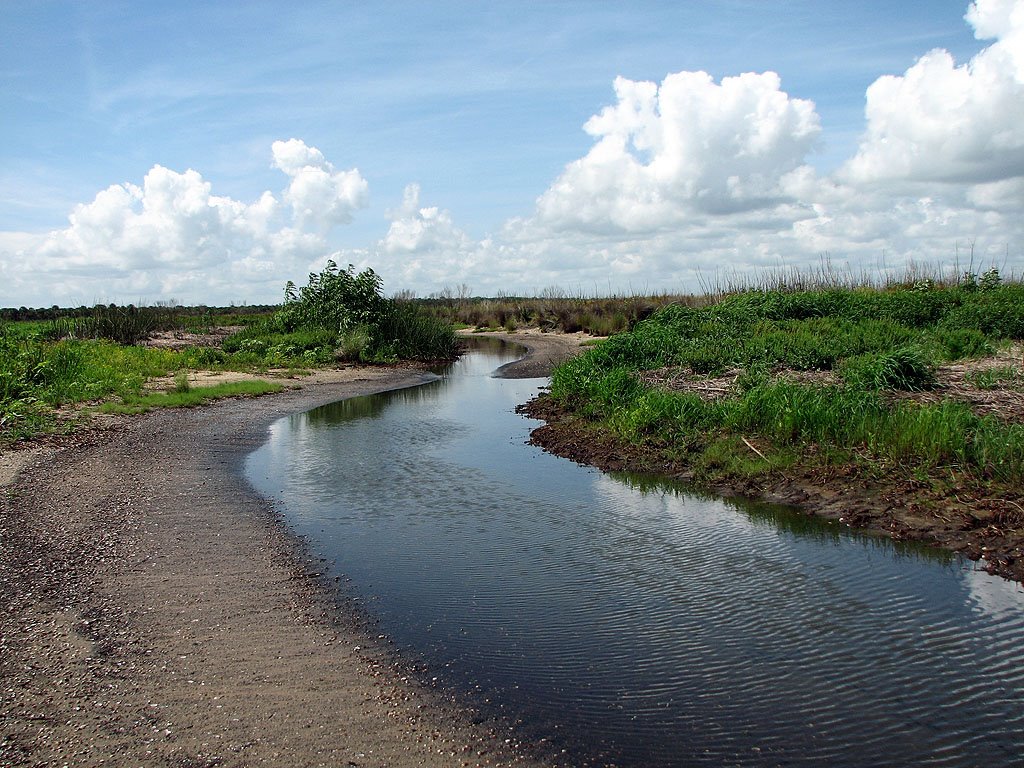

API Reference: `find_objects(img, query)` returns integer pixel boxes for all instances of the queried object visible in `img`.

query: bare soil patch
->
[143,326,243,350]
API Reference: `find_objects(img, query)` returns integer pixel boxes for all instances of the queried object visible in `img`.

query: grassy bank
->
[0,325,285,441]
[0,262,457,443]
[546,278,1024,488]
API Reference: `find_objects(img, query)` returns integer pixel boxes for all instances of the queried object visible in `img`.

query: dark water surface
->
[246,339,1024,767]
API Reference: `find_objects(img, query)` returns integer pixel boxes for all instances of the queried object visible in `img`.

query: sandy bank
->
[0,367,553,767]
[458,329,593,378]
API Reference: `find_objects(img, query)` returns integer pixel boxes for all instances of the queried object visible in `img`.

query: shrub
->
[281,261,387,333]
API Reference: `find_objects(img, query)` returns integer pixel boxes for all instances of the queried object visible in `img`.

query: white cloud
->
[842,0,1024,185]
[536,71,820,233]
[372,183,482,291]
[0,142,368,306]
[271,138,368,229]
[501,1,1024,293]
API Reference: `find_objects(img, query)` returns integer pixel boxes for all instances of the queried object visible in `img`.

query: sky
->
[2,0,1023,307]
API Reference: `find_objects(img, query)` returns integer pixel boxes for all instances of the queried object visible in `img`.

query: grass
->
[98,380,284,415]
[423,293,678,336]
[967,365,1024,390]
[549,278,1024,486]
[0,325,291,441]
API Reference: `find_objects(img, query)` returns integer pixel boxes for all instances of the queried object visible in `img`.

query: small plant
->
[966,366,1024,390]
[979,268,1002,291]
[174,371,192,393]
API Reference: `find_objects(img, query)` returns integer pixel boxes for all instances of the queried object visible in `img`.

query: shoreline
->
[0,366,556,767]
[519,393,1024,584]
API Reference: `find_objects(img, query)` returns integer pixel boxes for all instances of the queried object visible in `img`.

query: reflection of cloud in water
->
[592,470,844,545]
[965,565,1024,622]
[593,470,743,532]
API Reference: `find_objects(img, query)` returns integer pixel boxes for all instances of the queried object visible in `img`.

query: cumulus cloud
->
[372,183,483,290]
[1,141,367,305]
[271,138,368,229]
[536,71,820,233]
[843,0,1024,185]
[509,0,1024,292]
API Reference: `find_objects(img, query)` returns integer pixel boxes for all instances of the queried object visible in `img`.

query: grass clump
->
[840,347,936,391]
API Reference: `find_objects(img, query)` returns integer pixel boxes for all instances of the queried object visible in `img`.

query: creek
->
[246,338,1024,767]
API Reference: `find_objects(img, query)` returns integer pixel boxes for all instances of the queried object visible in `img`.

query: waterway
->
[245,339,1024,767]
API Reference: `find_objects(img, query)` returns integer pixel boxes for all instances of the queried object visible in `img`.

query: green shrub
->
[929,327,993,360]
[281,260,387,333]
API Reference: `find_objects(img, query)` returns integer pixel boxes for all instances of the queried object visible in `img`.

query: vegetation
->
[548,274,1024,485]
[421,291,680,336]
[0,323,279,440]
[99,380,284,415]
[0,262,457,442]
[224,261,458,364]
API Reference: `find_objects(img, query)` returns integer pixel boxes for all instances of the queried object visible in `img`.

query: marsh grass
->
[550,279,1024,484]
[0,325,289,441]
[423,292,679,336]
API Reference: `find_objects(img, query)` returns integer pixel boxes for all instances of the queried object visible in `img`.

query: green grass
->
[549,281,1024,485]
[98,380,284,415]
[967,366,1024,390]
[0,324,294,441]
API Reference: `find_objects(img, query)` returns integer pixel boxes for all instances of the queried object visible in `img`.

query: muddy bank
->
[0,368,550,768]
[520,395,1024,584]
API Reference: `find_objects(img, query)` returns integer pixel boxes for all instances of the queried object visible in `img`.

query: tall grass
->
[422,292,682,336]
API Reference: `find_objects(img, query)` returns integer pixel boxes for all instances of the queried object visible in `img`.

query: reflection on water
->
[247,340,1024,767]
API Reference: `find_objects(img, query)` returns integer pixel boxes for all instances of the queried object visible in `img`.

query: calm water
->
[246,339,1024,767]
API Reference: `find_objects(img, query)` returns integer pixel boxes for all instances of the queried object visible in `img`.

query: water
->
[246,339,1024,767]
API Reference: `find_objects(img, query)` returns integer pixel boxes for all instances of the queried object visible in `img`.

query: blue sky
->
[2,0,1020,305]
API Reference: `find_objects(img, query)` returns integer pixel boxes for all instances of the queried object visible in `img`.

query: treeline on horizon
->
[0,303,277,323]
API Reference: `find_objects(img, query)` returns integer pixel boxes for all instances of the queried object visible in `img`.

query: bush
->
[281,261,387,333]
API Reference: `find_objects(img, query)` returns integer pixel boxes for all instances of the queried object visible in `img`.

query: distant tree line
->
[0,303,279,322]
